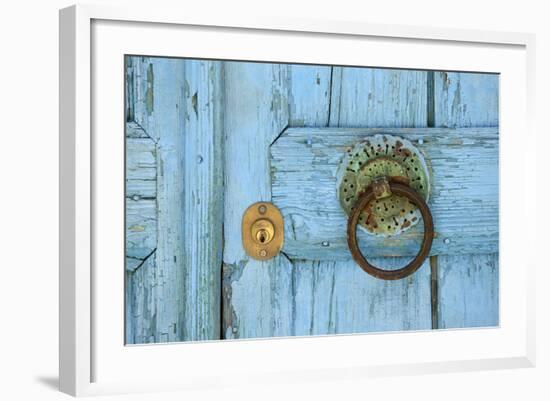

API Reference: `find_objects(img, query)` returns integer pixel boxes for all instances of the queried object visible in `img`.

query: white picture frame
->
[59,4,536,397]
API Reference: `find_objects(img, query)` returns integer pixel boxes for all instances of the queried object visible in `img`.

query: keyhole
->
[251,218,275,245]
[256,229,270,244]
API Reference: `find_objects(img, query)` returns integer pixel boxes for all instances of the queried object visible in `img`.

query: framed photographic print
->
[59,4,536,396]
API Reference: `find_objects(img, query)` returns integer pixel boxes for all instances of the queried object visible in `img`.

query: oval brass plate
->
[242,202,284,261]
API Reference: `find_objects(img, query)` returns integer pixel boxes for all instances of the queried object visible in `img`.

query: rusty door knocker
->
[337,135,435,280]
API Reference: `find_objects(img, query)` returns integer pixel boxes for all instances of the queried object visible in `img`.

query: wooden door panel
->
[125,57,223,343]
[433,72,499,329]
[125,58,499,342]
[223,66,434,338]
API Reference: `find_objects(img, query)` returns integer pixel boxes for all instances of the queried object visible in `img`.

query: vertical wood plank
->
[438,254,499,328]
[124,57,158,341]
[434,72,499,128]
[329,67,428,128]
[126,57,223,343]
[222,62,293,339]
[131,57,186,342]
[288,65,332,127]
[434,71,499,329]
[181,60,224,340]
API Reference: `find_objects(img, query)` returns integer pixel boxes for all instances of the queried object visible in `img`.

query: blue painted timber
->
[125,58,499,342]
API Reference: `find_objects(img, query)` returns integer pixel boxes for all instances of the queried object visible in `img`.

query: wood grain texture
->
[180,60,224,340]
[288,65,332,127]
[434,72,499,128]
[125,57,223,343]
[125,198,156,269]
[271,127,499,259]
[125,121,158,341]
[125,60,500,342]
[222,62,294,339]
[126,122,156,200]
[293,258,431,335]
[437,254,499,328]
[125,123,157,265]
[329,67,427,127]
[125,252,157,343]
[125,57,185,343]
[433,71,499,329]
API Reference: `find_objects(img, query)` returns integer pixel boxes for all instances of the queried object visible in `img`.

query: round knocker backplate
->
[336,134,431,237]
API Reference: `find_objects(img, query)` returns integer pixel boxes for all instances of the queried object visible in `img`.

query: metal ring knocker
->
[347,179,434,280]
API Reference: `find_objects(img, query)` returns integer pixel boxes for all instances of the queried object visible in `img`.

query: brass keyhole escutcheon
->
[242,202,284,260]
[251,219,275,245]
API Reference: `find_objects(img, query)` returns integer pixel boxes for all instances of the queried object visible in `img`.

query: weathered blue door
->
[125,57,498,344]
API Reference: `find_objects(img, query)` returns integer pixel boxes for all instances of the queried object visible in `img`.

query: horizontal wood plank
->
[125,122,157,263]
[271,127,498,259]
[126,126,156,199]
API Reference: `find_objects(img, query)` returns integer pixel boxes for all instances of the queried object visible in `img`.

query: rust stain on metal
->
[347,179,434,280]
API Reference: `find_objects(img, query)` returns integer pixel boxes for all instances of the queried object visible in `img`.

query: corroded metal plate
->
[336,135,431,237]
